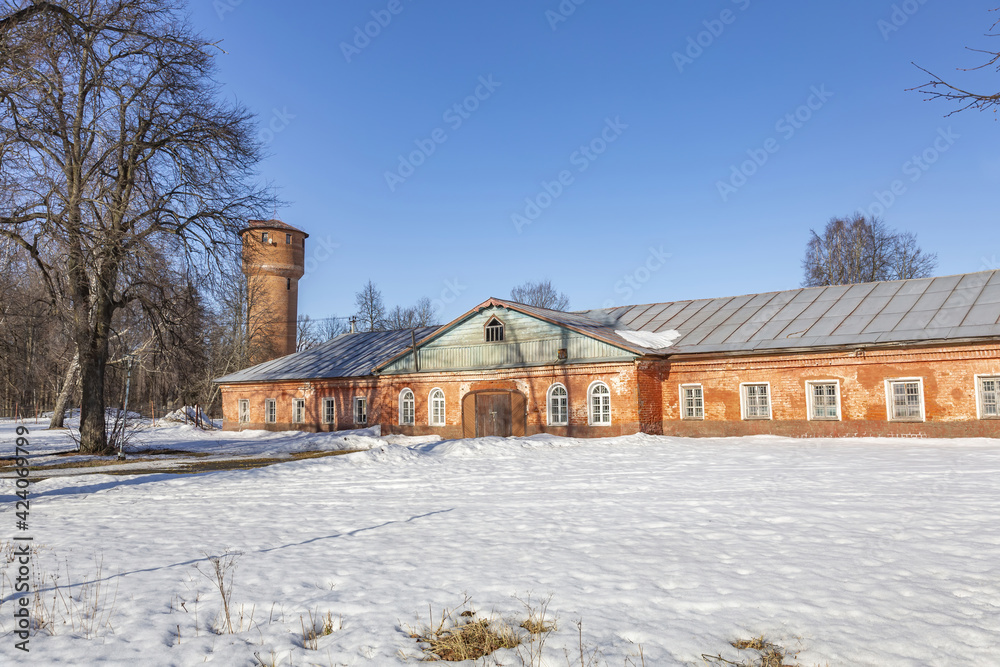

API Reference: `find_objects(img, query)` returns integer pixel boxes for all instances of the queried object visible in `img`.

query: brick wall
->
[221,362,643,437]
[661,342,1000,438]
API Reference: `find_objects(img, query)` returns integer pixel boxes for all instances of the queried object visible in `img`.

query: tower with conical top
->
[239,219,308,364]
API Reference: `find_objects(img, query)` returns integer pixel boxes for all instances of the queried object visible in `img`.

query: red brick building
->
[217,271,1000,439]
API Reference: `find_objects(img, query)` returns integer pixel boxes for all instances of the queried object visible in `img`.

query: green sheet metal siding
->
[381,307,636,374]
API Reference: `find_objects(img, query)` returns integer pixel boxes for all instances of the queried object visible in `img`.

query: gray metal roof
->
[576,271,1000,354]
[215,327,439,384]
[217,272,1000,385]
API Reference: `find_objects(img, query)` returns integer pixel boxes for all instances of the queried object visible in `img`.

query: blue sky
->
[191,0,1000,323]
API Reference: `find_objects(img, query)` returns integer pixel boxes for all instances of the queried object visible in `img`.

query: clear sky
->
[189,0,1000,323]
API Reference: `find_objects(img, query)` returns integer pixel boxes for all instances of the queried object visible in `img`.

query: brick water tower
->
[240,219,308,363]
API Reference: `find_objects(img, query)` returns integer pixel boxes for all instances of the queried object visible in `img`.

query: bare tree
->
[0,1,273,452]
[913,8,1000,115]
[354,280,386,332]
[296,315,320,351]
[383,298,437,330]
[802,214,937,287]
[318,316,349,341]
[510,280,570,311]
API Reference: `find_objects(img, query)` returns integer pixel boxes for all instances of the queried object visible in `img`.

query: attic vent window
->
[485,317,504,342]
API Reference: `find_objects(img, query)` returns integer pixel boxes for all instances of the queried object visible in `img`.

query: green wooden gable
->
[379,305,637,375]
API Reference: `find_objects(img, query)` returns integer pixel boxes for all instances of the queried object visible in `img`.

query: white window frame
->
[740,382,772,420]
[588,381,612,426]
[264,398,276,424]
[805,380,841,421]
[429,388,446,426]
[547,383,568,426]
[354,397,367,425]
[884,377,925,422]
[399,388,415,426]
[679,383,704,420]
[974,374,1000,420]
[238,399,250,424]
[292,398,305,424]
[322,398,336,425]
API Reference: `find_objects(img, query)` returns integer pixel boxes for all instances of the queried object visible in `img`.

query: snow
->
[616,328,681,349]
[1,419,999,665]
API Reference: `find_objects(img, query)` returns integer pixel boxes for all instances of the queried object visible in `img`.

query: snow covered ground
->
[1,420,999,665]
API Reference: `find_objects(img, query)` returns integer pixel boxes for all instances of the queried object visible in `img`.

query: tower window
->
[286,278,291,291]
[485,317,504,342]
[286,233,291,244]
[261,232,268,243]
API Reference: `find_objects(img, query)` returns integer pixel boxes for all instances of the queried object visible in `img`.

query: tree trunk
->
[48,352,79,429]
[78,331,111,454]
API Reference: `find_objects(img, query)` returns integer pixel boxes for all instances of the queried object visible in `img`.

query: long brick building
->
[217,270,1000,438]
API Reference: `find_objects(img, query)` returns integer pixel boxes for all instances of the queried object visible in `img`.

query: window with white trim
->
[429,389,446,426]
[400,389,415,425]
[238,399,250,424]
[264,399,276,424]
[589,382,611,425]
[323,398,336,425]
[485,317,504,343]
[741,383,771,420]
[354,397,367,424]
[547,384,568,426]
[887,379,923,421]
[292,398,305,424]
[979,376,1000,419]
[680,384,704,420]
[806,381,840,420]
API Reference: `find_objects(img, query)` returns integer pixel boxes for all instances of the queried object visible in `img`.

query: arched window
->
[589,382,611,425]
[485,317,504,342]
[429,388,446,426]
[547,384,568,426]
[399,389,415,426]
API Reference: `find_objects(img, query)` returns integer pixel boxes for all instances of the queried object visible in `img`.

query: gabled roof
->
[238,219,310,238]
[372,297,657,373]
[576,270,1000,355]
[215,327,439,384]
[216,271,1000,385]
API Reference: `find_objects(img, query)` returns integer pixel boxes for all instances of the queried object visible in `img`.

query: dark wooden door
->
[475,393,512,437]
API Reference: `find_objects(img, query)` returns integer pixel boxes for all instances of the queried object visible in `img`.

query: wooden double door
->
[462,390,527,438]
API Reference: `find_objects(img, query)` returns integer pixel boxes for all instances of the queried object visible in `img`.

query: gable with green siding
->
[380,306,637,375]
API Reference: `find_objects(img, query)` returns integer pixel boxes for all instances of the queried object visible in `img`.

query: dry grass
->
[301,609,340,649]
[702,636,800,667]
[407,601,522,662]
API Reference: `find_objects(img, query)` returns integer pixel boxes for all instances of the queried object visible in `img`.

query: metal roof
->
[216,272,1000,385]
[238,219,310,237]
[215,327,439,384]
[575,271,1000,354]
